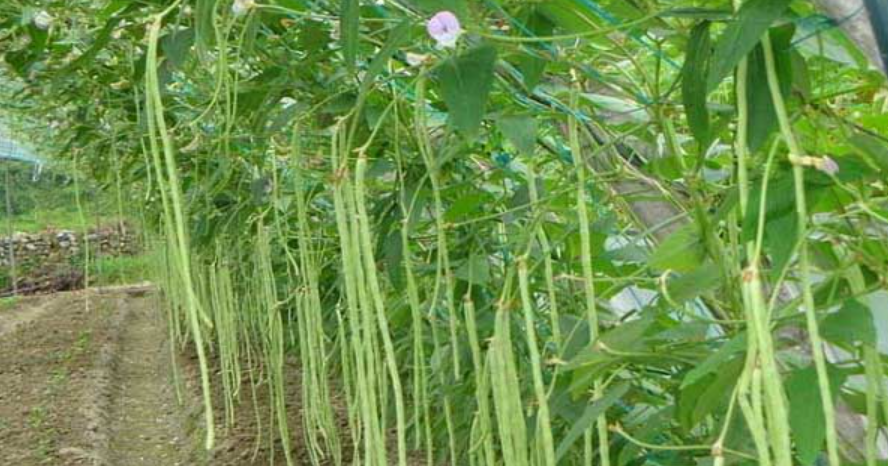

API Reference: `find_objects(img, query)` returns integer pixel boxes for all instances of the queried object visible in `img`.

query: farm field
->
[0,287,326,465]
[3,0,888,465]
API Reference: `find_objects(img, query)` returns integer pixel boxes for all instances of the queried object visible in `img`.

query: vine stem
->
[762,31,841,466]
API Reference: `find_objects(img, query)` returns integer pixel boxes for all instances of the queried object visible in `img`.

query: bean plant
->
[3,0,888,465]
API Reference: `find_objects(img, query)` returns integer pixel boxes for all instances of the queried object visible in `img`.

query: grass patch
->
[87,254,152,286]
[6,207,121,234]
[0,296,19,312]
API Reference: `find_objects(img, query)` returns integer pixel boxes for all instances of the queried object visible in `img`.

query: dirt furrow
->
[0,294,57,338]
[106,295,191,466]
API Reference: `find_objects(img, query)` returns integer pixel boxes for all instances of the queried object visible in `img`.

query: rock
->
[58,446,91,460]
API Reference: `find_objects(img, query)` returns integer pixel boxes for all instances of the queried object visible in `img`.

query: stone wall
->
[0,226,138,268]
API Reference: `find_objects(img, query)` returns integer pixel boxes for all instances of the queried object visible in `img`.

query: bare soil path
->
[0,294,57,338]
[0,288,196,466]
[0,286,351,466]
[107,294,190,466]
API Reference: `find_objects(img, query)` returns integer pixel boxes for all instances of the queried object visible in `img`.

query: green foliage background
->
[3,0,888,465]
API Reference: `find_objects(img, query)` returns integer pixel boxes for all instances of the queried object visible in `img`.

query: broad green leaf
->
[745,24,794,152]
[272,0,309,9]
[445,191,491,222]
[454,254,491,285]
[678,357,742,431]
[665,262,724,304]
[515,9,553,89]
[412,0,469,17]
[555,381,630,461]
[821,299,877,346]
[341,0,360,70]
[558,315,591,362]
[649,224,706,273]
[786,365,846,465]
[567,315,657,370]
[682,21,712,146]
[848,133,888,173]
[437,45,498,140]
[497,115,538,156]
[600,315,656,352]
[706,0,792,91]
[791,50,812,99]
[537,0,602,34]
[765,213,798,279]
[659,8,732,20]
[568,354,616,397]
[517,52,548,90]
[616,407,675,465]
[743,170,796,242]
[298,19,333,56]
[161,28,195,72]
[681,333,746,388]
[809,240,841,271]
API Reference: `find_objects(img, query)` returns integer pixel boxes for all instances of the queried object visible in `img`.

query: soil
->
[0,290,122,465]
[106,295,190,465]
[0,286,355,466]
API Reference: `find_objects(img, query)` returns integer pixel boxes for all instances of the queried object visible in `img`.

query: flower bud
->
[33,11,54,30]
[232,0,255,18]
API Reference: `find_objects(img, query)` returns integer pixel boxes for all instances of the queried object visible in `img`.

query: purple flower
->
[817,156,840,176]
[427,11,462,49]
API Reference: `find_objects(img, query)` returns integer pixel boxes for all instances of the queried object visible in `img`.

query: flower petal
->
[427,11,462,48]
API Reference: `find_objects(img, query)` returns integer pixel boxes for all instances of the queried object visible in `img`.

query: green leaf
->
[665,262,725,304]
[515,10,553,89]
[600,315,656,352]
[786,365,846,465]
[649,224,706,273]
[678,357,742,431]
[437,45,498,141]
[766,213,798,278]
[745,24,795,152]
[161,28,195,72]
[706,0,792,91]
[497,115,538,156]
[445,191,491,222]
[454,254,491,285]
[567,315,657,371]
[681,333,746,388]
[682,21,712,146]
[517,52,548,90]
[659,8,732,20]
[848,133,888,173]
[412,0,469,17]
[341,0,360,70]
[743,170,796,242]
[555,382,630,461]
[821,299,877,346]
[298,19,331,56]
